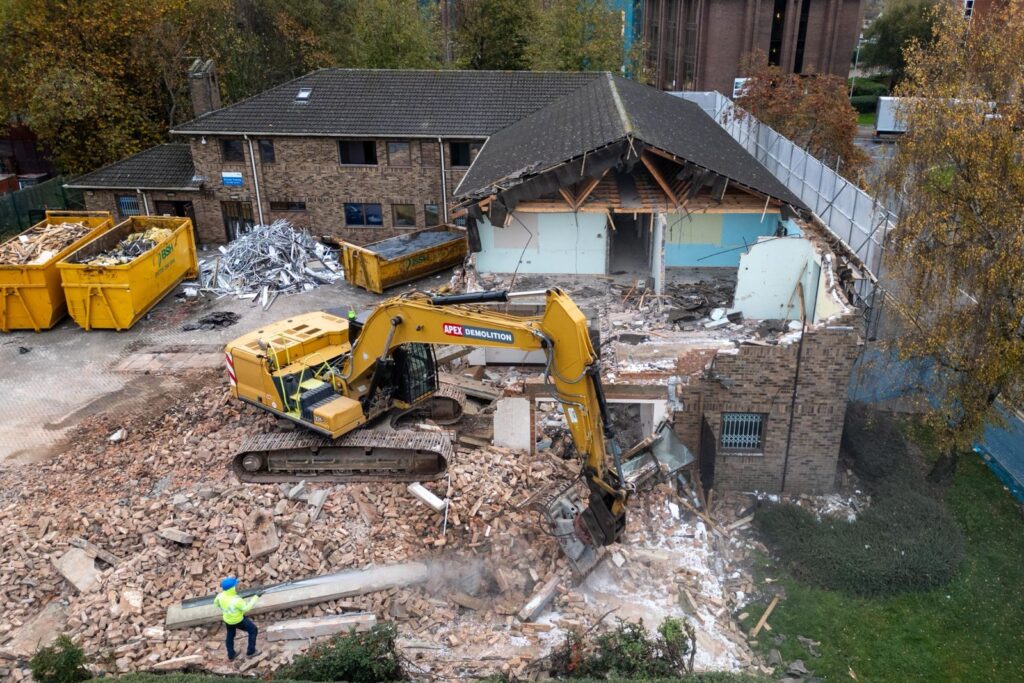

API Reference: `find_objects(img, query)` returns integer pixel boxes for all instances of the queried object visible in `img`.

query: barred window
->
[721,412,766,452]
[116,194,141,219]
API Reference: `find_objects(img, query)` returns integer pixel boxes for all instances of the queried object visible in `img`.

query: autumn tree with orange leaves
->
[884,1,1024,479]
[734,51,869,180]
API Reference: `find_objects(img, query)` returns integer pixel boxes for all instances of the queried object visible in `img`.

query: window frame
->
[116,193,142,219]
[220,139,245,163]
[448,140,482,168]
[392,203,416,227]
[387,141,412,167]
[719,412,767,454]
[258,139,275,163]
[344,202,384,227]
[424,203,439,226]
[269,200,306,212]
[338,140,378,166]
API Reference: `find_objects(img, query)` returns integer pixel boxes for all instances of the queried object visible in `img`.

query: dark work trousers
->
[224,616,258,659]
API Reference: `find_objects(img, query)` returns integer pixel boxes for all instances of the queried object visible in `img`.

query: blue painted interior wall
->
[476,213,607,274]
[664,211,783,267]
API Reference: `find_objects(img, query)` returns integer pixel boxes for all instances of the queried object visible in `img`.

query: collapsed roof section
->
[453,74,807,226]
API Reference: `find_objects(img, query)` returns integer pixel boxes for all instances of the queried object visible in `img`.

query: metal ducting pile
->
[0,221,92,265]
[192,220,341,310]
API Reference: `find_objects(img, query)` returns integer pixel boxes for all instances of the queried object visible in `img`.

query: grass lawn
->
[743,447,1024,680]
[857,111,877,126]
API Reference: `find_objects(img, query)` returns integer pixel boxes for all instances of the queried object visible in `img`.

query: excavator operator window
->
[393,344,437,404]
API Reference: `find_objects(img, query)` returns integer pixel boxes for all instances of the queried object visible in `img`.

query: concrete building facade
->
[641,0,865,94]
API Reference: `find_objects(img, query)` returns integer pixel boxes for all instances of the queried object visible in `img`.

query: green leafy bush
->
[756,405,965,597]
[273,623,403,682]
[551,618,695,679]
[30,635,89,683]
[850,94,879,114]
[849,77,889,97]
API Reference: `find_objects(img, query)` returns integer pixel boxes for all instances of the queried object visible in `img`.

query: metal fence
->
[0,176,85,239]
[675,91,896,288]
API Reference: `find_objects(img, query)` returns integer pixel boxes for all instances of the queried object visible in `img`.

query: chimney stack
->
[188,59,221,118]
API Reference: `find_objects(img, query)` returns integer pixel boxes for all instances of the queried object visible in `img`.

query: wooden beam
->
[558,187,577,210]
[575,169,609,209]
[751,595,779,636]
[641,151,680,210]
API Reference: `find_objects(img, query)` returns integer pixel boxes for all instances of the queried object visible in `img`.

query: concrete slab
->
[245,510,280,560]
[0,601,67,657]
[157,527,195,545]
[266,612,377,641]
[52,548,101,593]
[165,562,430,629]
[493,397,532,451]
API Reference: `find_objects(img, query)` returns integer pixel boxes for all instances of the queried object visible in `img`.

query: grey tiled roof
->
[171,69,602,137]
[454,74,806,210]
[65,144,198,190]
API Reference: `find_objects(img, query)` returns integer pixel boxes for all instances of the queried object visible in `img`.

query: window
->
[393,204,416,227]
[269,200,306,211]
[424,203,439,226]
[295,87,312,102]
[720,412,766,453]
[339,140,378,165]
[258,139,275,163]
[449,141,482,168]
[344,202,383,226]
[767,0,787,66]
[387,141,411,166]
[964,0,974,17]
[221,139,245,162]
[116,194,141,219]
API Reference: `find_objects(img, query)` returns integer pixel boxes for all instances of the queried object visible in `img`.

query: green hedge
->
[850,94,879,114]
[849,77,889,97]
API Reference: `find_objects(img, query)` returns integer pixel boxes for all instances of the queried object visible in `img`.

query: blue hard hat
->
[221,577,238,590]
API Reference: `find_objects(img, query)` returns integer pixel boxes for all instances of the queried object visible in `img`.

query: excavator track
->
[389,383,466,429]
[232,429,454,484]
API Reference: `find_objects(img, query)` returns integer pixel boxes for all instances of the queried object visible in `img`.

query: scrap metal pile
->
[0,221,92,265]
[192,220,341,309]
[76,227,172,266]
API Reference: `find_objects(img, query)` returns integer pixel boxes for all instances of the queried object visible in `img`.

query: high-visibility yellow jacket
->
[213,588,257,625]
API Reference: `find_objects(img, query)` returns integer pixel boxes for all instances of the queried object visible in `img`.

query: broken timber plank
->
[150,654,204,671]
[266,612,377,641]
[69,537,123,566]
[517,576,560,622]
[750,595,779,637]
[439,372,502,401]
[726,514,756,531]
[164,562,429,629]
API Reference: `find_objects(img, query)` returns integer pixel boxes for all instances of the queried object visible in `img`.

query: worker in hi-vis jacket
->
[213,577,259,660]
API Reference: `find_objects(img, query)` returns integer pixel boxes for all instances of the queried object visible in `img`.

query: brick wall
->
[670,318,861,494]
[84,189,197,222]
[185,135,472,245]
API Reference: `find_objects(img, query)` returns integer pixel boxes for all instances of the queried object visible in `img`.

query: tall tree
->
[882,1,1024,478]
[860,0,939,87]
[735,51,869,179]
[454,0,536,70]
[528,0,632,72]
[349,0,442,69]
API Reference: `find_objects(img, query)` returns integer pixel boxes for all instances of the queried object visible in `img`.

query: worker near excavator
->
[214,577,259,660]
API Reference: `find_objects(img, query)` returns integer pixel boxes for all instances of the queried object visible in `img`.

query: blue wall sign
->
[222,171,244,187]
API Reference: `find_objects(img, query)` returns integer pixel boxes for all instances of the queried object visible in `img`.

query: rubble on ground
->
[0,370,779,680]
[189,220,341,309]
[74,227,172,266]
[0,221,92,265]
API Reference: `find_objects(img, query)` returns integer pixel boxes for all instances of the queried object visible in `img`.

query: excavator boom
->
[226,288,646,575]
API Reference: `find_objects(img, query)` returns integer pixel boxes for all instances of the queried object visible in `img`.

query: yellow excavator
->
[224,288,690,574]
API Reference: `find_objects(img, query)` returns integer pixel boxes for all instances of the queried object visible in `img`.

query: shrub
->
[30,635,89,683]
[850,94,879,114]
[849,77,889,97]
[552,617,695,679]
[841,403,915,489]
[273,623,403,682]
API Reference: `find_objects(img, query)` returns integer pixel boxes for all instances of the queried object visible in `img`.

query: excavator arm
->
[333,288,629,551]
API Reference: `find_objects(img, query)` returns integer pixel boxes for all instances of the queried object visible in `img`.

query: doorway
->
[221,201,254,240]
[608,213,651,274]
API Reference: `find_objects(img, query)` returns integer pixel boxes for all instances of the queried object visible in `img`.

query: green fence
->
[0,176,85,240]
